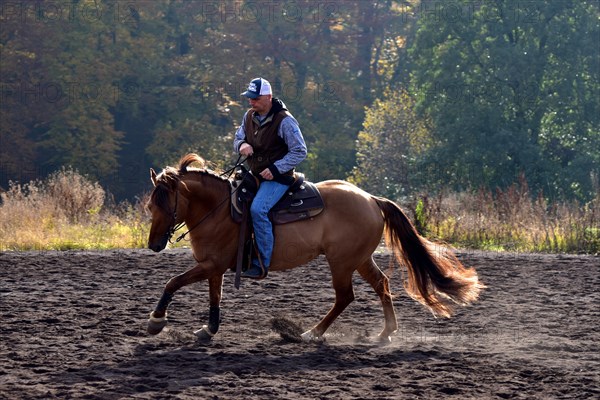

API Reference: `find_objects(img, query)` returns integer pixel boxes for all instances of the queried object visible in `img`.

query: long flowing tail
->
[372,196,485,318]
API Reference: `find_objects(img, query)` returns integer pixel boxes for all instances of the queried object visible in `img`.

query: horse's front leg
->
[194,274,223,340]
[147,261,220,336]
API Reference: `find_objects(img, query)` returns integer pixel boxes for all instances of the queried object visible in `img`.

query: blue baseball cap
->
[242,78,272,99]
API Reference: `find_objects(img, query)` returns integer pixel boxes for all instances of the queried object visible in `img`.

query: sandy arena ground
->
[1,249,598,399]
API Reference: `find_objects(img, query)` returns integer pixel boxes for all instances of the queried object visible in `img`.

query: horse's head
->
[147,167,189,252]
[147,153,231,252]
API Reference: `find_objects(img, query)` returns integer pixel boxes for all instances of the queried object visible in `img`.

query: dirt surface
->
[1,249,598,399]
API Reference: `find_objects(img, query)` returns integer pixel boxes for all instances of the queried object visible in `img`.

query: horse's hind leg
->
[301,264,355,342]
[357,257,398,340]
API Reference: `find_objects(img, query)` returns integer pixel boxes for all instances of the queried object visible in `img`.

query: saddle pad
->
[269,181,324,225]
[230,175,324,225]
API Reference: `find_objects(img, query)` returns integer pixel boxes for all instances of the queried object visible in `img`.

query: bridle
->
[162,156,248,244]
[164,186,184,244]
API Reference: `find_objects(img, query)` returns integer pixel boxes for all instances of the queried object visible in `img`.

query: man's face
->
[248,94,272,115]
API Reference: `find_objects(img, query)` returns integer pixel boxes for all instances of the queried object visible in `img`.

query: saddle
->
[230,167,324,288]
[231,168,324,225]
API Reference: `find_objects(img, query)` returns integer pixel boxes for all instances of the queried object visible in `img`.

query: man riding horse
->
[146,82,484,342]
[233,77,308,280]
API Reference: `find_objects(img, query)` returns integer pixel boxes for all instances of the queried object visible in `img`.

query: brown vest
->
[244,108,293,176]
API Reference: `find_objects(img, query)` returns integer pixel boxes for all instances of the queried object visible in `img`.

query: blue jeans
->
[250,180,290,268]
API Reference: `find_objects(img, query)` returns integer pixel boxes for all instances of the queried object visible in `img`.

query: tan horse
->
[146,154,484,342]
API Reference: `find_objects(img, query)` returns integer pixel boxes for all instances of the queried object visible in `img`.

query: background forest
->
[2,0,598,201]
[1,0,599,254]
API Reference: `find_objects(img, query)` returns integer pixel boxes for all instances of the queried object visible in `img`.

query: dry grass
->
[0,168,149,251]
[2,170,598,253]
[407,176,600,254]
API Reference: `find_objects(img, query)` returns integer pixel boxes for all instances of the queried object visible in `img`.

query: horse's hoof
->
[194,325,215,341]
[378,329,396,344]
[378,335,392,344]
[147,312,168,335]
[301,330,324,343]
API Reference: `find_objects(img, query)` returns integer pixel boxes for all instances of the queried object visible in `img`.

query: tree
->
[350,88,431,199]
[410,0,599,200]
[1,0,427,199]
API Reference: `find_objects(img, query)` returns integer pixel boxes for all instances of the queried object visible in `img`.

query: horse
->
[146,153,484,342]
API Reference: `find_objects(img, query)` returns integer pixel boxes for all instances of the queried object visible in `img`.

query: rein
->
[166,157,248,244]
[220,155,247,179]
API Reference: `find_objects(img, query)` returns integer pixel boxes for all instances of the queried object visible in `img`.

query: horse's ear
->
[150,168,157,186]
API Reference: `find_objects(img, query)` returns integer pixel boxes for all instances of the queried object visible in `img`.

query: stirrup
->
[241,263,268,280]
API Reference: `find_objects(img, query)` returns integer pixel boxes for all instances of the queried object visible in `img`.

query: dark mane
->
[150,182,174,215]
[178,153,206,173]
[156,166,180,189]
[155,153,229,186]
[176,153,229,185]
[150,154,230,213]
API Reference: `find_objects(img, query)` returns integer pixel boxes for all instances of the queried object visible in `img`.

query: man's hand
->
[259,168,273,180]
[239,143,254,157]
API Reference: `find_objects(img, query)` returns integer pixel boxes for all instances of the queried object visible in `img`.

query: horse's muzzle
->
[149,243,164,253]
[148,236,168,252]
